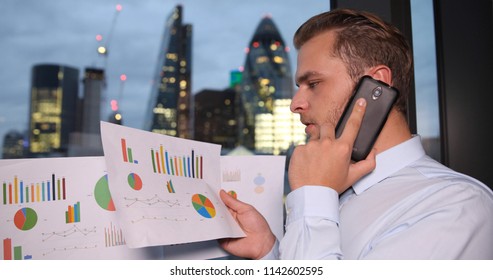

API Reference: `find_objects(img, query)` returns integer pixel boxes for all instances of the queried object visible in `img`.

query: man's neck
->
[372,109,412,155]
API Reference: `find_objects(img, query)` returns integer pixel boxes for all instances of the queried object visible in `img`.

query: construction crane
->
[93,4,125,124]
[108,73,126,124]
[96,4,123,70]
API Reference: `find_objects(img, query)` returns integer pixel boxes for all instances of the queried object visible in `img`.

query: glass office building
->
[239,16,305,154]
[28,64,79,157]
[145,5,192,139]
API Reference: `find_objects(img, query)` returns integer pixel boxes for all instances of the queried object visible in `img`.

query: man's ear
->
[367,65,392,85]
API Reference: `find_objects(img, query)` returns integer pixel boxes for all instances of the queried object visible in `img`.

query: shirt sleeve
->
[279,186,343,259]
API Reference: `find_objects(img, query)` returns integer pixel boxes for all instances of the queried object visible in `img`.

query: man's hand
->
[288,98,376,194]
[218,190,276,259]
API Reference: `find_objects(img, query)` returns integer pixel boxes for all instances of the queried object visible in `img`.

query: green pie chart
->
[94,174,116,211]
[14,207,38,231]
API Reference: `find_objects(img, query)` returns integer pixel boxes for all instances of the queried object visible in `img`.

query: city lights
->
[97,46,107,55]
[2,2,325,160]
[110,99,118,111]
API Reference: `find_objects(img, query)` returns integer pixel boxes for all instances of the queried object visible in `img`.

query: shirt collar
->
[352,135,426,195]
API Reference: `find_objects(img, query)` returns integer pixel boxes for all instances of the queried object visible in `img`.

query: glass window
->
[411,0,441,161]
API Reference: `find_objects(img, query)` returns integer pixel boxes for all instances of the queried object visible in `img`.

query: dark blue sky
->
[0,0,329,149]
[0,0,439,153]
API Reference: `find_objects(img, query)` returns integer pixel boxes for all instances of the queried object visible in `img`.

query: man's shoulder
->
[384,155,493,207]
[401,155,493,206]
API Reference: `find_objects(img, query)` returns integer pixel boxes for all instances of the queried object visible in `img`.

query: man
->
[219,9,493,259]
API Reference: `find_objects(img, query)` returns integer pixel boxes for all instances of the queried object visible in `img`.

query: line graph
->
[130,215,188,224]
[42,244,98,257]
[123,195,182,208]
[41,225,97,242]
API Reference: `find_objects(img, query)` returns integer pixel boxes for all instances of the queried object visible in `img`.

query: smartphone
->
[335,75,399,161]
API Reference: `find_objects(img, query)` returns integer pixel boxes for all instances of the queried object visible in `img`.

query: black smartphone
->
[335,75,399,161]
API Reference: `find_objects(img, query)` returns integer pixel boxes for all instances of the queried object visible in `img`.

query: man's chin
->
[305,124,318,139]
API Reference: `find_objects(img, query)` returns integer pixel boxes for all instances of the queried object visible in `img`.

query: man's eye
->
[308,82,319,88]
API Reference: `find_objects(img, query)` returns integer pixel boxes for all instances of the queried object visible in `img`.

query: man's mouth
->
[303,123,315,135]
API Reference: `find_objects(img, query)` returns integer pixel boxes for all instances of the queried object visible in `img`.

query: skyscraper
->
[145,5,192,139]
[239,16,305,154]
[194,88,238,152]
[67,67,105,157]
[2,130,26,159]
[28,64,79,157]
[81,67,105,135]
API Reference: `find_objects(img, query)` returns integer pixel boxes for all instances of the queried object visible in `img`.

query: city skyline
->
[0,0,330,151]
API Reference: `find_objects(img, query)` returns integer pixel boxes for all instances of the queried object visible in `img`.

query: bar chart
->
[104,222,126,247]
[3,238,32,260]
[150,146,203,179]
[65,201,81,223]
[121,138,138,164]
[222,169,241,182]
[166,179,175,193]
[2,174,67,205]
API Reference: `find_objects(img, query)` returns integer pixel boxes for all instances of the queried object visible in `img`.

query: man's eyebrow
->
[295,71,321,85]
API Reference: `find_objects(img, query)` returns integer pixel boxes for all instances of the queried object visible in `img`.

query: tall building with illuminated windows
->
[28,64,79,157]
[145,5,192,138]
[239,16,305,154]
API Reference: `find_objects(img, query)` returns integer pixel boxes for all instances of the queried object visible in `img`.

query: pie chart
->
[14,207,38,231]
[191,194,216,218]
[227,190,238,199]
[128,173,143,191]
[94,174,116,211]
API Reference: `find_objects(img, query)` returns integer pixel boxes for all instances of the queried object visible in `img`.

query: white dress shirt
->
[272,136,493,259]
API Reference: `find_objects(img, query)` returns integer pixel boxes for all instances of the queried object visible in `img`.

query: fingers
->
[340,98,366,143]
[219,189,248,213]
[312,98,367,142]
[348,148,376,184]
